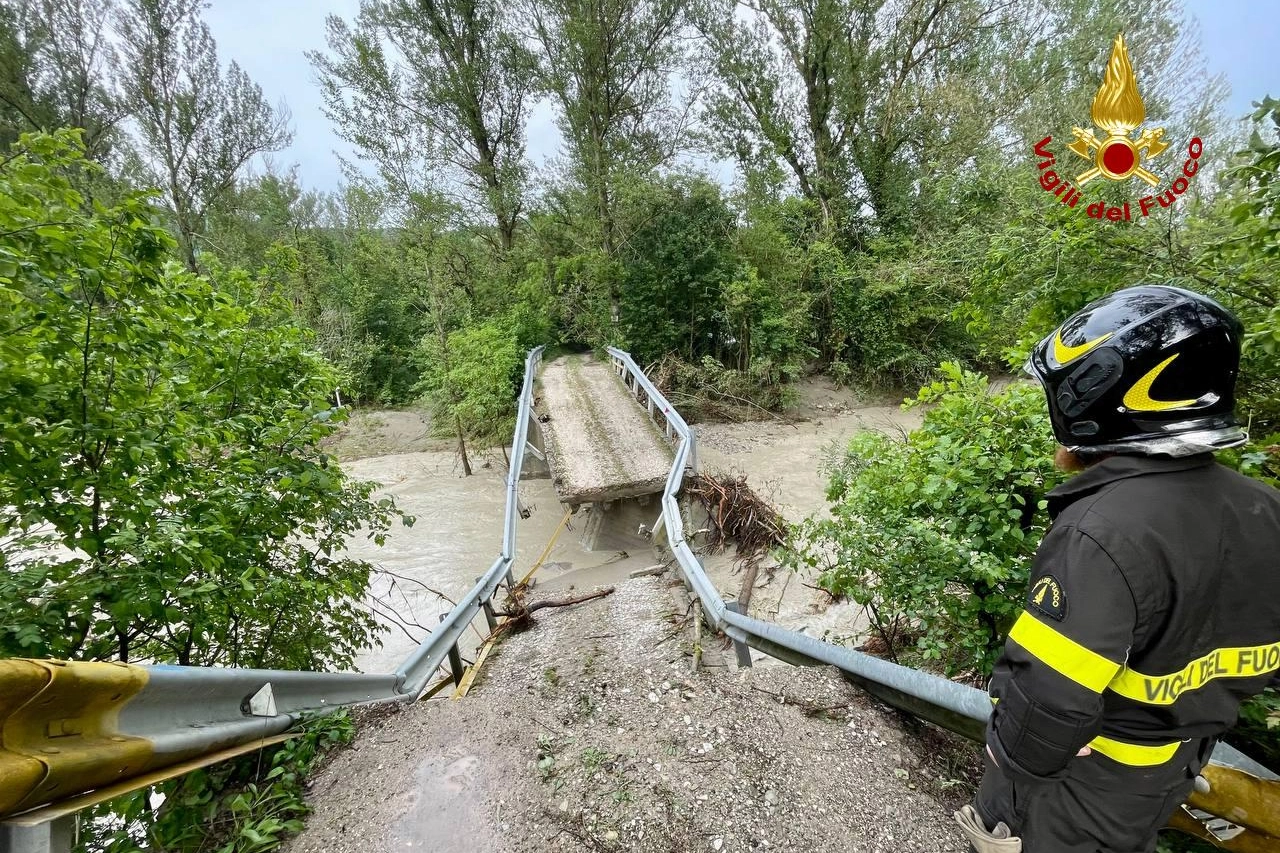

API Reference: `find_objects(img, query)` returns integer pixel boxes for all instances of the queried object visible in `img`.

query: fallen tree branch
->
[483,586,618,644]
[494,586,615,618]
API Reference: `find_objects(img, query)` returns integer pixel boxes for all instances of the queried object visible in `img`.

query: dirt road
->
[286,577,973,853]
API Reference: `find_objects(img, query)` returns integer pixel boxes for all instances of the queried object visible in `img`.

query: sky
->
[203,0,1280,194]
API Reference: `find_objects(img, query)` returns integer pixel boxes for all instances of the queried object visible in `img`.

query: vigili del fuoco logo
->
[1033,33,1203,222]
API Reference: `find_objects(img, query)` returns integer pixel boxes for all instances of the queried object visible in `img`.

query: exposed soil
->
[285,577,976,853]
[323,409,454,460]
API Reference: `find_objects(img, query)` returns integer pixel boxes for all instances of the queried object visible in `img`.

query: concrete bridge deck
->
[536,354,673,507]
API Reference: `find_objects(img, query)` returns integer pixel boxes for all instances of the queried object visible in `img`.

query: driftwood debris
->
[497,587,615,618]
[686,472,787,558]
[686,472,787,612]
[628,564,667,579]
[488,586,616,641]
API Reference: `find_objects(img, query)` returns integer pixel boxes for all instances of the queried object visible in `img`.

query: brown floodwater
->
[341,449,652,674]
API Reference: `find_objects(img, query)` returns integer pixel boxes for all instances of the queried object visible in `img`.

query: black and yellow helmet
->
[1025,285,1246,454]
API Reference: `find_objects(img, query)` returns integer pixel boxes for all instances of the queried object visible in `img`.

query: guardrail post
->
[687,430,698,474]
[1,816,75,853]
[479,578,498,633]
[440,613,465,686]
[723,602,754,668]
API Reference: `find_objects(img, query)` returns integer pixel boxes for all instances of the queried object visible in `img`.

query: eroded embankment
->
[285,576,975,853]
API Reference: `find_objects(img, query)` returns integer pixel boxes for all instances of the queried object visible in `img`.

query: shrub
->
[806,240,976,390]
[786,363,1063,675]
[649,354,799,422]
[83,711,356,853]
[419,318,524,446]
[0,133,406,668]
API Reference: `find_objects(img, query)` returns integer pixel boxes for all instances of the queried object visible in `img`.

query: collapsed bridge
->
[1,346,1277,853]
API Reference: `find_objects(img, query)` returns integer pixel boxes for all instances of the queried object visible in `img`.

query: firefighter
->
[953,284,1280,853]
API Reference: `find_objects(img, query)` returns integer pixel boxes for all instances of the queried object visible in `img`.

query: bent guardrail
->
[0,347,545,834]
[606,346,1280,851]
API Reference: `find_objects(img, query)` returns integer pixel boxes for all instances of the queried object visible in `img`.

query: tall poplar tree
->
[310,0,537,250]
[0,0,127,162]
[693,0,1011,238]
[117,0,290,271]
[525,0,686,260]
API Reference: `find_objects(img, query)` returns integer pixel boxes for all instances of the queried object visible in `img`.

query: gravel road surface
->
[286,576,976,853]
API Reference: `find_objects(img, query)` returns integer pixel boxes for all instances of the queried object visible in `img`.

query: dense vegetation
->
[0,0,1277,847]
[0,134,408,668]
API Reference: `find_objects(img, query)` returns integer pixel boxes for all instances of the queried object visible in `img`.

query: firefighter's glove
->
[954,805,1023,853]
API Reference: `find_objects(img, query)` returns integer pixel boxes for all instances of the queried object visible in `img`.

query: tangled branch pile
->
[686,472,787,565]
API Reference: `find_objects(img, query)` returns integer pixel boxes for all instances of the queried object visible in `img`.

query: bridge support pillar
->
[578,498,659,552]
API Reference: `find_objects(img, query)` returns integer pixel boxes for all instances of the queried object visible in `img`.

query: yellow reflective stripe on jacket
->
[1086,735,1182,767]
[1109,640,1280,705]
[1008,611,1121,693]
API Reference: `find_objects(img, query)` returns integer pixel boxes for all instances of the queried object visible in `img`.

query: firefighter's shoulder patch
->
[1029,574,1067,621]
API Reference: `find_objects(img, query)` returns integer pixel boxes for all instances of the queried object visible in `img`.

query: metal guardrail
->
[0,347,545,847]
[606,346,1280,850]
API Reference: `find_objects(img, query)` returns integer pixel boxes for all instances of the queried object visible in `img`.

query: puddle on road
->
[389,754,495,851]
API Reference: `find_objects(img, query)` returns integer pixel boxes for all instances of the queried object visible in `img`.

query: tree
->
[526,0,685,269]
[1197,95,1280,434]
[310,0,537,251]
[205,168,324,277]
[615,175,739,363]
[694,0,1011,238]
[0,133,405,668]
[117,0,291,271]
[0,0,127,162]
[420,317,523,471]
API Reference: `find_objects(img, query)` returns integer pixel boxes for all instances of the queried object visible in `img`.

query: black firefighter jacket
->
[987,453,1280,783]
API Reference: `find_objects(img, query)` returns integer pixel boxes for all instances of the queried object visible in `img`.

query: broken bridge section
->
[535,354,674,549]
